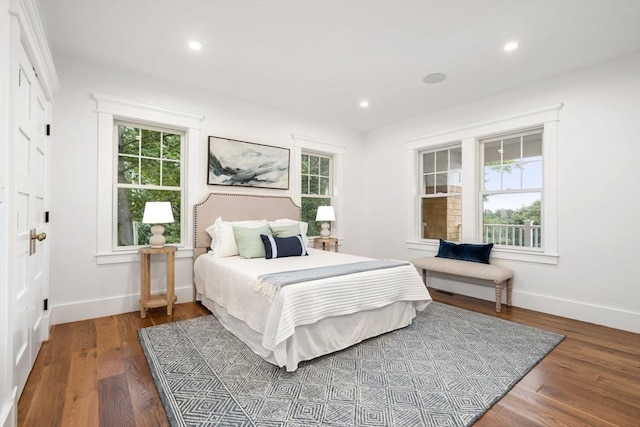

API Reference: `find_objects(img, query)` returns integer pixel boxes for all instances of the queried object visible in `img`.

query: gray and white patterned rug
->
[139,302,563,426]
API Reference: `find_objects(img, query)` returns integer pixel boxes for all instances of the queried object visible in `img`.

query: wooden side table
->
[314,237,339,252]
[138,245,177,318]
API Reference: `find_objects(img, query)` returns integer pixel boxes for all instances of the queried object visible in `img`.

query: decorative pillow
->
[271,219,309,246]
[260,234,308,259]
[233,224,271,259]
[435,239,493,264]
[210,217,268,257]
[205,216,228,245]
[269,223,301,238]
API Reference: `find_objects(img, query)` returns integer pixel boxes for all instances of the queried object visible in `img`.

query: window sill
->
[406,240,559,265]
[95,247,193,265]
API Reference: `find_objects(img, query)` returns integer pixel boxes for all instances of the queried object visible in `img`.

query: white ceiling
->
[35,0,640,132]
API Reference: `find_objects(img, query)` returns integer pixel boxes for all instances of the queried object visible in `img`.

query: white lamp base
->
[320,222,331,238]
[149,224,166,248]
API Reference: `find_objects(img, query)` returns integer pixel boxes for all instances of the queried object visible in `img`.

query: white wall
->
[49,54,365,324]
[48,51,640,332]
[362,54,640,333]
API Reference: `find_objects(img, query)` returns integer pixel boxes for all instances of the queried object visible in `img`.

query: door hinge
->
[43,298,48,311]
[32,66,38,78]
[45,211,50,223]
[46,124,51,136]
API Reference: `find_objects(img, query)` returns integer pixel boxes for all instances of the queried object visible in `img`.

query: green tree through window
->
[301,153,332,236]
[116,123,183,247]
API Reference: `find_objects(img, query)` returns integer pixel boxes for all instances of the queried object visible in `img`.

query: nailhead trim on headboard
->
[193,192,301,262]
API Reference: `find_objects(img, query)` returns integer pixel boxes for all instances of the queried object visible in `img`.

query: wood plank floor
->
[18,289,640,426]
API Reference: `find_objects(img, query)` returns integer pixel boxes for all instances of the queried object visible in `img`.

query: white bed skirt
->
[199,295,418,371]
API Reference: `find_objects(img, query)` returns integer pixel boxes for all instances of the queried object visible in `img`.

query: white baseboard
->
[49,281,640,333]
[50,286,195,325]
[0,387,17,427]
[430,282,640,334]
[514,290,640,334]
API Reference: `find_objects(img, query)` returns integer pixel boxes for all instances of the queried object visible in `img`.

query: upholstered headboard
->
[193,193,301,262]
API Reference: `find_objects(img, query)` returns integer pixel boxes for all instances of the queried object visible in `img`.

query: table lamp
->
[315,206,335,238]
[142,201,174,247]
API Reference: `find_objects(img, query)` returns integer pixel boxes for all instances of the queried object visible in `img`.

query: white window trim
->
[93,93,204,264]
[291,134,345,239]
[405,103,562,265]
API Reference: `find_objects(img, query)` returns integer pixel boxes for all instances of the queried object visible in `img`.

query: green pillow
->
[233,224,271,258]
[269,223,301,238]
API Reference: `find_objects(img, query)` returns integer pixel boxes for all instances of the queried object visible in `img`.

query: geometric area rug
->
[139,302,564,427]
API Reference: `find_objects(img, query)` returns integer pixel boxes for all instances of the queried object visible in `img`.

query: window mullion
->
[520,135,524,190]
[159,134,163,186]
[137,129,142,186]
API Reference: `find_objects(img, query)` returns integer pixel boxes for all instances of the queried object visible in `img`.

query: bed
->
[193,193,432,371]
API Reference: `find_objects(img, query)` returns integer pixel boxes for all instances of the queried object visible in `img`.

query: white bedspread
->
[194,248,431,365]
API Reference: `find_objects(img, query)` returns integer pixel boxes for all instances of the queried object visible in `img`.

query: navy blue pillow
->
[435,239,493,264]
[260,234,308,259]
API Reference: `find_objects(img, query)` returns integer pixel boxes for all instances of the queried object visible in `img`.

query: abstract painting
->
[208,136,290,189]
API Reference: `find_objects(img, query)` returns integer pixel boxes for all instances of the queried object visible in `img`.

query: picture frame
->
[207,136,290,189]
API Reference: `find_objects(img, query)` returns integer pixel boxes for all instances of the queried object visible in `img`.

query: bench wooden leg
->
[507,278,513,307]
[421,269,428,288]
[495,282,502,312]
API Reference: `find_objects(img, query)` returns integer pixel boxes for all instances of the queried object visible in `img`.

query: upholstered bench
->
[410,257,514,312]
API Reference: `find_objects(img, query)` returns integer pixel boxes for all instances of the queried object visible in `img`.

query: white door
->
[11,39,50,397]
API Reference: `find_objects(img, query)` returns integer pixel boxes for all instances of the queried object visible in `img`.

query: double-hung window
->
[115,121,183,249]
[406,104,560,264]
[481,128,543,248]
[419,146,462,241]
[94,92,204,263]
[301,152,332,237]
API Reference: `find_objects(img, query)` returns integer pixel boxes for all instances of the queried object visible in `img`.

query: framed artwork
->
[207,136,290,189]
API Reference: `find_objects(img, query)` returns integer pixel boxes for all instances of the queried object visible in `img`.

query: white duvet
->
[194,248,432,363]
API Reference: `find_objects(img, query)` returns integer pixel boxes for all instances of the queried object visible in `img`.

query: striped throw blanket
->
[255,260,410,302]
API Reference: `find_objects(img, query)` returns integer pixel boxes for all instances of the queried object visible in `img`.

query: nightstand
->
[314,237,339,252]
[138,245,177,318]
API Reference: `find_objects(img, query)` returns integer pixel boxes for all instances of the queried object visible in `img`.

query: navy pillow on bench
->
[260,234,308,259]
[436,239,493,264]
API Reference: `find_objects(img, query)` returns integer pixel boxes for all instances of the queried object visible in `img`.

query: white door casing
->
[10,27,50,398]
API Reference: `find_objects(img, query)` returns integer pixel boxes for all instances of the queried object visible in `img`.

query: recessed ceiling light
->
[504,41,519,52]
[359,101,369,108]
[422,73,447,84]
[188,40,202,50]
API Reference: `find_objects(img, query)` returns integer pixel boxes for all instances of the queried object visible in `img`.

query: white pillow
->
[208,217,268,257]
[271,218,309,247]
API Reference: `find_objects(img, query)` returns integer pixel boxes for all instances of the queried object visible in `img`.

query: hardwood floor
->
[18,290,640,426]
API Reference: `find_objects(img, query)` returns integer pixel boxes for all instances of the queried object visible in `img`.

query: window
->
[405,103,561,264]
[481,128,543,248]
[419,146,462,241]
[115,122,183,249]
[94,93,203,264]
[301,152,332,237]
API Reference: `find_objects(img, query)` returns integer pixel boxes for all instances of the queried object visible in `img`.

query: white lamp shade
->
[142,201,174,224]
[315,206,335,222]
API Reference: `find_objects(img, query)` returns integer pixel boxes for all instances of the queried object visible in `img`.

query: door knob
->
[29,229,46,255]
